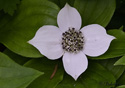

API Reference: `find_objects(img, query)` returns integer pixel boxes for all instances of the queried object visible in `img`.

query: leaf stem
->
[50,64,58,79]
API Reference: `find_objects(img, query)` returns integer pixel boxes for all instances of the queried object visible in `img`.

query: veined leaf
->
[0,0,60,58]
[115,56,125,65]
[74,0,116,27]
[0,52,43,88]
[4,49,30,65]
[97,58,125,79]
[24,58,64,88]
[56,63,116,88]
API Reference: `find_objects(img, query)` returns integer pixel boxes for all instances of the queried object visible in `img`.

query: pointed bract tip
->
[65,3,71,7]
[72,74,79,81]
[74,77,78,81]
[113,36,116,39]
[27,39,32,45]
[110,35,116,40]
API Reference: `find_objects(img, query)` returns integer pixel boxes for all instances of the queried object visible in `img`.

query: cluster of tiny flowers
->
[62,28,84,53]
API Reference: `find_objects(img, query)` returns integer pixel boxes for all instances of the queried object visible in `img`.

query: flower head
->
[28,4,115,80]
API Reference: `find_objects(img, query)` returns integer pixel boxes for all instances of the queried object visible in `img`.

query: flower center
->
[62,27,84,53]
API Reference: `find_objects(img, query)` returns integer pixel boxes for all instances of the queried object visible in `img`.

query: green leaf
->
[24,58,64,88]
[116,85,125,88]
[0,52,43,88]
[115,56,125,65]
[4,49,30,65]
[0,0,20,15]
[0,0,60,58]
[90,29,125,59]
[97,58,125,79]
[56,63,116,88]
[0,11,13,32]
[74,0,116,27]
[117,71,125,85]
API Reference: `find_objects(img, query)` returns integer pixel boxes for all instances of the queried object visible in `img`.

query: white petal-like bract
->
[28,25,64,59]
[81,24,115,57]
[57,3,82,32]
[62,51,88,80]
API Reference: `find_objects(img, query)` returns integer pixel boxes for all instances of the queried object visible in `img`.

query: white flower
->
[28,4,115,80]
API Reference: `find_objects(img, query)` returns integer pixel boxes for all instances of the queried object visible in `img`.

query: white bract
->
[28,4,115,80]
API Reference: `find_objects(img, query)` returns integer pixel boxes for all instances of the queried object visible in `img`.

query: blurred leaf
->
[24,58,64,88]
[106,12,125,30]
[0,0,20,15]
[49,0,75,8]
[90,29,125,59]
[116,85,125,88]
[97,58,125,79]
[0,43,6,51]
[106,0,125,29]
[116,0,125,14]
[4,49,30,65]
[0,0,60,58]
[74,0,116,27]
[0,52,43,88]
[115,56,125,65]
[119,26,124,31]
[56,63,116,88]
